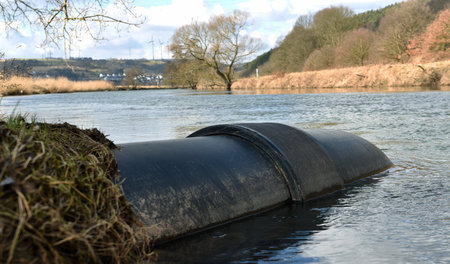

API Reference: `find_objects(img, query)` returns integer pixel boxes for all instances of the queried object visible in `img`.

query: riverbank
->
[0,76,172,97]
[232,60,450,92]
[0,116,152,263]
[2,60,449,97]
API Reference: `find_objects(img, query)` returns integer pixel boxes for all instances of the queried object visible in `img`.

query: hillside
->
[0,58,168,82]
[238,3,399,78]
[239,0,449,78]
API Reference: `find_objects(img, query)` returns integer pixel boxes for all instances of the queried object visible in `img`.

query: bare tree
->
[335,28,375,66]
[122,66,143,88]
[170,10,262,90]
[164,59,220,89]
[0,0,142,53]
[303,45,335,71]
[312,6,355,47]
[0,58,32,78]
[406,8,450,62]
[374,0,433,62]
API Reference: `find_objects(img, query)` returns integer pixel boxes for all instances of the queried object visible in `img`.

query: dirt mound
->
[0,117,153,263]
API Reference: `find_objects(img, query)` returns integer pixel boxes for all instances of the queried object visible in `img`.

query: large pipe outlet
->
[113,123,392,243]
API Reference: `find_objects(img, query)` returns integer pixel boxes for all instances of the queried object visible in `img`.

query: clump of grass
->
[0,116,152,263]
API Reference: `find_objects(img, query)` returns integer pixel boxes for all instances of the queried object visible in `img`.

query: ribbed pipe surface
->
[114,123,392,243]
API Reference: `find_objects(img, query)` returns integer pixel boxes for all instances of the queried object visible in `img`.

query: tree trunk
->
[226,81,232,91]
[215,68,232,91]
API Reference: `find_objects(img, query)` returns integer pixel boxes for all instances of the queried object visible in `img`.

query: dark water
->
[1,89,449,263]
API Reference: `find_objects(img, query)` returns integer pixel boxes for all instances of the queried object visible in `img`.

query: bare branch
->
[0,0,143,54]
[170,10,262,90]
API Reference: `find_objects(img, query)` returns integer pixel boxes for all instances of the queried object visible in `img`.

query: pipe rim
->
[189,124,304,201]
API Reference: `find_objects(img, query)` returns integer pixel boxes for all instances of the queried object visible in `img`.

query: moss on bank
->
[0,116,152,263]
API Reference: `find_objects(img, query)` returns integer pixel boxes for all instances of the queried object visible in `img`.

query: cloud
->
[237,0,404,51]
[0,0,404,59]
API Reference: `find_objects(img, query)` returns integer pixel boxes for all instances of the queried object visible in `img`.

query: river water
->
[1,89,449,263]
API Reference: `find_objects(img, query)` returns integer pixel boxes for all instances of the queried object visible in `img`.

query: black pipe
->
[113,123,392,243]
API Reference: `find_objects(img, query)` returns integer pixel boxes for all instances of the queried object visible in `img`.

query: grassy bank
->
[0,116,152,263]
[0,77,173,97]
[232,60,450,92]
[0,77,115,96]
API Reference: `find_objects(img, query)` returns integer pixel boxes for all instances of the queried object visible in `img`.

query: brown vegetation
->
[373,0,433,63]
[232,60,450,91]
[335,28,375,66]
[164,60,221,89]
[303,45,336,71]
[0,116,152,263]
[234,1,449,92]
[169,10,262,90]
[122,67,144,88]
[246,0,448,78]
[0,77,115,96]
[312,6,355,47]
[407,9,450,63]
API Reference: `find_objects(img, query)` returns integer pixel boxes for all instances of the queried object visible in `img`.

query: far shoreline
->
[0,77,177,97]
[229,85,450,95]
[1,60,449,97]
[229,60,450,93]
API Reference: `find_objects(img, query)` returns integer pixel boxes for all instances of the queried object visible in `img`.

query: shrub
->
[406,9,450,62]
[335,28,375,66]
[303,45,336,71]
[374,0,433,62]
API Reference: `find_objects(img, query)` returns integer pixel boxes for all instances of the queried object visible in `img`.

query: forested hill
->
[240,0,449,77]
[0,58,168,81]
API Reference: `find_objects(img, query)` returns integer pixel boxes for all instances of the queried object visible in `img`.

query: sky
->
[0,0,403,59]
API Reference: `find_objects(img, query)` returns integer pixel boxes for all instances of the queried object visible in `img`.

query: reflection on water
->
[155,174,385,263]
[1,89,449,263]
[231,85,450,95]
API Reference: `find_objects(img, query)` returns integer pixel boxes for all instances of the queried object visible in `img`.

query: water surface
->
[1,89,449,263]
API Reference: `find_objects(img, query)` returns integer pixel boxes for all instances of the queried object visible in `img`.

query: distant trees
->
[406,9,450,62]
[170,10,262,90]
[374,0,433,62]
[303,45,335,71]
[428,0,450,13]
[122,67,143,88]
[0,52,4,80]
[431,11,449,52]
[164,60,218,89]
[312,6,355,47]
[239,50,273,78]
[351,4,396,30]
[0,57,32,79]
[272,18,316,73]
[243,0,447,76]
[335,28,375,66]
[257,6,356,74]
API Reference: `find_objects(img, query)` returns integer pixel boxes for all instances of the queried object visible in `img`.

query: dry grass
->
[0,116,153,263]
[0,77,115,96]
[232,60,450,92]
